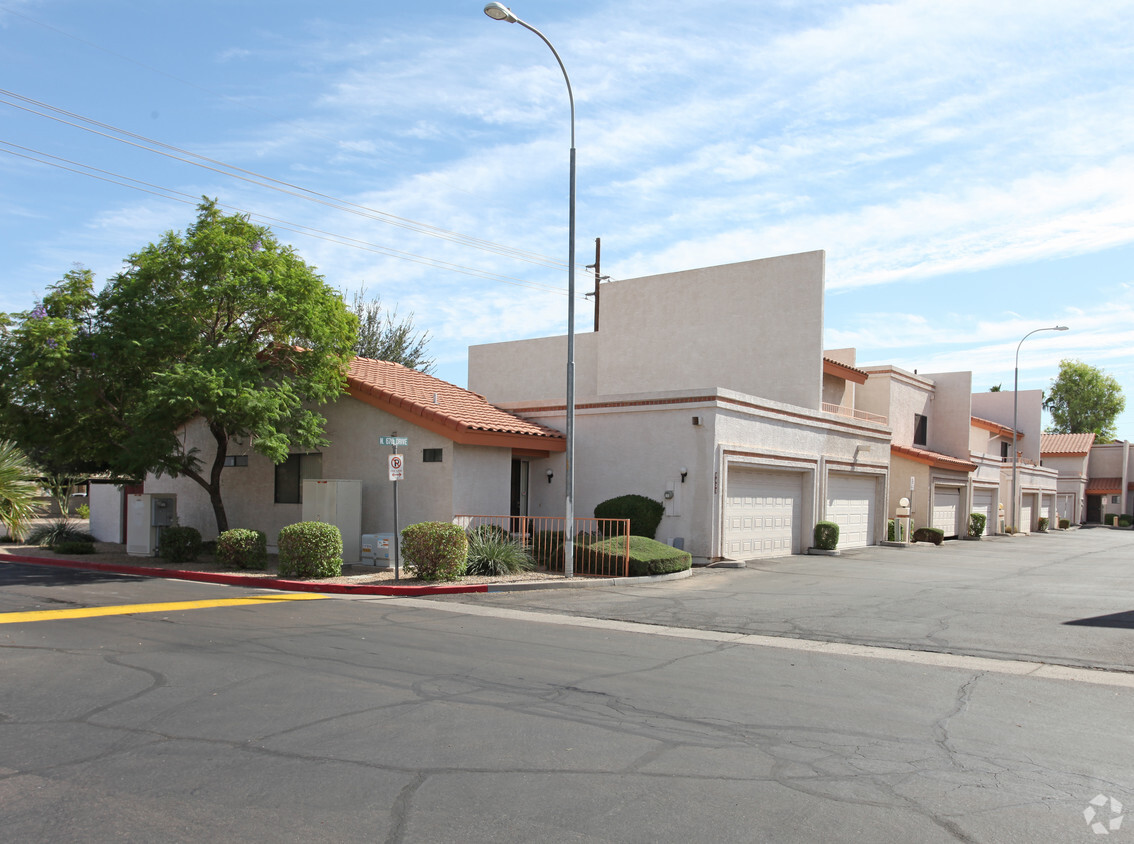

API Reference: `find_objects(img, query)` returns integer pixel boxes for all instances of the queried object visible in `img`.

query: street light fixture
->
[1011,325,1069,532]
[484,2,577,576]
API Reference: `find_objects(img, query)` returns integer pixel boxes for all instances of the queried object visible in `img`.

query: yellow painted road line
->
[0,593,325,625]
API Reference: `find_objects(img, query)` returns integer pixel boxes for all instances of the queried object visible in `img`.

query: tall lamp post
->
[484,2,577,576]
[1011,325,1068,531]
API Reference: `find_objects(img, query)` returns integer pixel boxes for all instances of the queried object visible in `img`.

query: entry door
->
[510,460,529,533]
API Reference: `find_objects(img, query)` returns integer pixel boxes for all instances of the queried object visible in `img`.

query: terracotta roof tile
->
[345,358,565,449]
[1086,477,1122,494]
[971,415,1019,438]
[823,357,869,385]
[891,443,977,473]
[1040,433,1096,456]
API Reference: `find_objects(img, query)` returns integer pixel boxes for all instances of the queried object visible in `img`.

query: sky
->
[2,0,1132,438]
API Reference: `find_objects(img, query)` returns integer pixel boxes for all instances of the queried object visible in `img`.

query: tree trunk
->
[207,422,230,535]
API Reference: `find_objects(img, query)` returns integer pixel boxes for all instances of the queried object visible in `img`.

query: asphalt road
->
[1,530,1132,843]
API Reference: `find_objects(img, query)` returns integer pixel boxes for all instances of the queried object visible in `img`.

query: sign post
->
[379,436,408,579]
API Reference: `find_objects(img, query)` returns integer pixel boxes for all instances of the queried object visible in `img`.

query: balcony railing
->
[821,402,888,426]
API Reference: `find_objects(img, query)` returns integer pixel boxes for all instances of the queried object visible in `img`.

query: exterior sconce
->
[546,469,554,483]
[680,467,688,483]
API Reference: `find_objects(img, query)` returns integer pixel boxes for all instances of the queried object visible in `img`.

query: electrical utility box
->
[360,533,395,568]
[126,493,178,556]
[301,479,362,564]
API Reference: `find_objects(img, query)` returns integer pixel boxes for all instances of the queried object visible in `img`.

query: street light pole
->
[484,2,576,576]
[1011,325,1069,532]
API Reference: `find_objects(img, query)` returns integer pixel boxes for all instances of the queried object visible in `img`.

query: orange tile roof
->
[823,357,869,385]
[1040,432,1096,456]
[1086,477,1122,494]
[345,358,565,451]
[891,443,977,473]
[971,415,1019,438]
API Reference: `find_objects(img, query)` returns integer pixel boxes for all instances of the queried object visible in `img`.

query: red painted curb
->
[1,554,489,596]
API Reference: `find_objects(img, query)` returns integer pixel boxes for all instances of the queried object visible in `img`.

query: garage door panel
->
[972,489,995,534]
[932,487,960,537]
[725,469,802,559]
[826,474,876,548]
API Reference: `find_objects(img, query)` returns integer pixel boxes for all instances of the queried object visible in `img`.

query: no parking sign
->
[388,454,404,481]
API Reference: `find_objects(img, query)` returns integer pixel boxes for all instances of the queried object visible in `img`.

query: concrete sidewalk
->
[428,527,1134,672]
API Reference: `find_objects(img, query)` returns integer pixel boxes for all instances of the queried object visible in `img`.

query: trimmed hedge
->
[1059,518,1070,529]
[401,521,467,582]
[53,541,95,555]
[278,521,343,578]
[593,494,665,539]
[1037,516,1049,532]
[1120,515,1133,528]
[887,519,896,542]
[159,525,202,563]
[217,529,268,570]
[584,535,691,577]
[1105,513,1118,526]
[968,512,987,538]
[913,526,945,546]
[813,521,839,550]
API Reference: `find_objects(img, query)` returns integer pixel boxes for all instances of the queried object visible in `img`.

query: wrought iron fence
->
[452,514,631,577]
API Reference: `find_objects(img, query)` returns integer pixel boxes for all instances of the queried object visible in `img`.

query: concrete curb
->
[1,553,693,596]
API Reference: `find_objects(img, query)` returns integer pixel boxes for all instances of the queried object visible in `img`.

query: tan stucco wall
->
[921,371,973,458]
[859,369,933,446]
[468,333,599,404]
[971,390,1043,462]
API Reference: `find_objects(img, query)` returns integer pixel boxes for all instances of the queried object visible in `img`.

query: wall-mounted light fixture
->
[680,467,688,483]
[546,469,554,483]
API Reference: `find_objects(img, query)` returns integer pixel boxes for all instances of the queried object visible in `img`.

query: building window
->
[274,453,322,504]
[1113,495,1120,505]
[423,448,443,463]
[913,414,928,446]
[1000,442,1009,463]
[224,454,249,467]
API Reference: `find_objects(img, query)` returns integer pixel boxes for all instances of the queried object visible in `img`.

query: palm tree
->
[0,440,43,540]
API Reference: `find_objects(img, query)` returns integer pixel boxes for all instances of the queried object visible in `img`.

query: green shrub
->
[530,530,564,568]
[201,540,217,556]
[278,521,343,577]
[912,526,945,546]
[887,519,896,542]
[1105,513,1118,526]
[1037,516,1049,532]
[1059,518,1070,529]
[469,523,510,542]
[1120,515,1133,528]
[53,540,95,555]
[813,521,839,550]
[968,512,987,538]
[584,535,691,576]
[76,503,90,519]
[465,531,533,576]
[25,519,93,547]
[216,529,268,570]
[159,525,202,563]
[401,521,467,582]
[593,494,665,539]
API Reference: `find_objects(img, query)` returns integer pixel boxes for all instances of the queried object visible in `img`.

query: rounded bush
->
[594,494,665,539]
[159,525,202,563]
[1037,516,1049,532]
[887,519,896,542]
[813,520,839,550]
[968,512,987,538]
[278,521,343,578]
[401,522,468,582]
[1059,518,1070,529]
[1119,515,1132,528]
[1104,513,1118,526]
[217,528,268,570]
[912,526,945,545]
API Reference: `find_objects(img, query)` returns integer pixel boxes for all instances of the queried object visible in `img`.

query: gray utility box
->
[126,493,177,556]
[360,533,395,568]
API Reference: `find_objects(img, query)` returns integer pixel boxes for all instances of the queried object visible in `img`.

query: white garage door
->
[932,487,961,537]
[1057,494,1073,523]
[826,474,876,548]
[1020,494,1036,531]
[972,488,995,534]
[724,468,803,559]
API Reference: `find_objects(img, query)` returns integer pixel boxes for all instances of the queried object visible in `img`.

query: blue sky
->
[2,0,1132,438]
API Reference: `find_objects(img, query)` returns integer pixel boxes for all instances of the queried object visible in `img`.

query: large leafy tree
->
[348,288,434,373]
[1044,359,1126,442]
[0,200,357,534]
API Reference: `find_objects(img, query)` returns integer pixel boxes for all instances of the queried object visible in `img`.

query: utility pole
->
[586,237,601,331]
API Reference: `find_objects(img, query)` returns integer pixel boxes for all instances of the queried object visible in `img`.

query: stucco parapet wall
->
[502,386,892,439]
[860,365,936,391]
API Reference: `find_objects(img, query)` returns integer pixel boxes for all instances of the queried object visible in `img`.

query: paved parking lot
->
[433,526,1134,671]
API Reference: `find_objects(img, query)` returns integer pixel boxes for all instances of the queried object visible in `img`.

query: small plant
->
[401,521,467,582]
[25,519,94,547]
[159,525,202,563]
[216,529,268,570]
[1120,515,1133,528]
[813,520,839,550]
[1037,516,1049,532]
[912,526,945,546]
[1059,518,1070,529]
[887,519,896,542]
[53,540,96,555]
[278,521,343,577]
[968,512,987,538]
[76,503,90,519]
[594,494,665,539]
[1105,513,1118,526]
[465,531,534,576]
